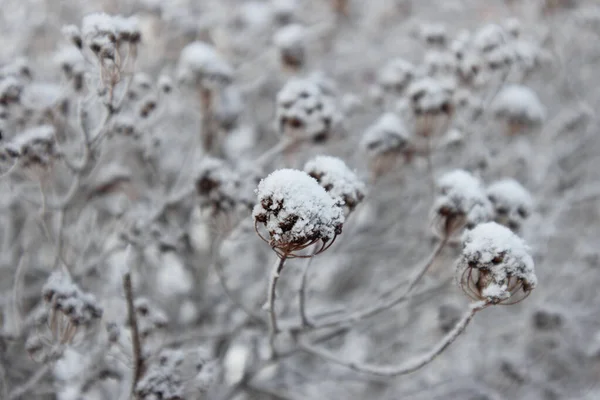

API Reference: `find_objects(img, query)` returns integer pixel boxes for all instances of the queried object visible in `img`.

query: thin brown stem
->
[299,301,488,376]
[123,273,143,397]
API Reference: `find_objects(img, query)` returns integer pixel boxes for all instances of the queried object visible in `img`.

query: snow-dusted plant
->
[273,24,306,71]
[456,222,537,305]
[253,168,344,257]
[431,169,493,239]
[377,58,415,94]
[486,179,533,232]
[407,77,454,137]
[491,84,546,134]
[194,157,241,215]
[303,155,366,212]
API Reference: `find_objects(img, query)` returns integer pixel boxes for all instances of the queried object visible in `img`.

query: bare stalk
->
[8,364,51,400]
[123,273,143,397]
[268,255,288,350]
[300,301,488,376]
[199,87,216,155]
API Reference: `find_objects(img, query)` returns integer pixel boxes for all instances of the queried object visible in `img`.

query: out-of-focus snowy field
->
[1,0,600,399]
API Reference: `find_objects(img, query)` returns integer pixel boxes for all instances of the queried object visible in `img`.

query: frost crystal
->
[253,169,344,256]
[486,179,533,232]
[457,221,537,304]
[275,77,338,141]
[304,155,366,212]
[491,85,546,127]
[431,170,493,238]
[361,112,411,157]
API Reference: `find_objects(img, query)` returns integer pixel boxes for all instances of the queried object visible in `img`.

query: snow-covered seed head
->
[0,76,24,106]
[420,23,448,47]
[377,58,415,94]
[111,115,138,138]
[194,157,240,215]
[472,24,509,54]
[41,271,103,345]
[62,24,83,49]
[135,298,169,339]
[139,95,158,118]
[491,85,546,134]
[408,77,454,137]
[273,24,306,70]
[456,222,537,305]
[54,47,85,80]
[486,179,533,233]
[135,349,185,400]
[431,170,494,238]
[424,50,457,77]
[304,155,366,213]
[177,42,233,90]
[9,125,60,174]
[275,78,338,142]
[253,169,344,258]
[158,74,174,94]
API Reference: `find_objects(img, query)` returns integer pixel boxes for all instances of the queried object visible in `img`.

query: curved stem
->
[298,255,314,327]
[268,255,288,350]
[300,301,487,376]
[123,273,143,396]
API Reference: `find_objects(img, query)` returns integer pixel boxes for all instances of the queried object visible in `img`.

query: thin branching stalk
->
[299,301,488,376]
[268,254,288,351]
[123,272,143,397]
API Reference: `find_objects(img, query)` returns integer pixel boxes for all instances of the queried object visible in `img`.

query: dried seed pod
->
[253,169,344,258]
[486,179,533,233]
[304,155,366,212]
[431,170,494,239]
[456,222,537,305]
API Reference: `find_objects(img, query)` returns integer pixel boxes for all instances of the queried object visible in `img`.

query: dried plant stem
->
[123,273,143,397]
[199,87,216,155]
[404,236,447,294]
[298,247,321,327]
[8,364,51,400]
[300,301,487,376]
[268,255,288,350]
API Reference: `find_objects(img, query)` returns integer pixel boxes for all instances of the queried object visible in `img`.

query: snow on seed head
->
[456,221,537,305]
[273,24,306,70]
[431,169,493,238]
[424,50,457,77]
[136,348,185,400]
[10,125,59,172]
[473,24,509,54]
[486,179,533,233]
[253,169,344,257]
[177,42,233,89]
[275,77,337,142]
[420,22,448,47]
[304,155,366,212]
[491,85,545,129]
[361,112,411,157]
[54,47,85,78]
[194,157,240,214]
[0,76,23,105]
[377,58,415,93]
[408,77,454,116]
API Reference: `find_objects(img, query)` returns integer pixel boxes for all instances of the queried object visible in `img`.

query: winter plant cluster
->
[1,0,600,399]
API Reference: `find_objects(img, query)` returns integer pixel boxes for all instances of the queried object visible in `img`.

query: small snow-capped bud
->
[106,322,121,343]
[408,77,454,117]
[81,12,118,43]
[111,115,137,137]
[503,18,521,38]
[431,170,493,238]
[136,349,185,400]
[253,169,345,257]
[113,15,141,43]
[0,76,23,105]
[194,157,240,214]
[420,22,448,47]
[177,42,234,89]
[425,50,457,77]
[134,298,169,337]
[139,96,158,118]
[472,24,509,54]
[491,85,545,134]
[62,24,83,49]
[54,47,85,78]
[486,179,533,233]
[377,58,415,94]
[10,125,59,172]
[456,221,537,305]
[25,335,45,360]
[273,24,306,70]
[304,155,366,212]
[158,74,174,94]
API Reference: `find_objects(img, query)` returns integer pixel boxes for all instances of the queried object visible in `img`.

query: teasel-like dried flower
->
[491,84,546,135]
[431,170,493,239]
[407,77,454,137]
[194,157,240,215]
[275,77,339,143]
[253,169,344,258]
[273,24,306,71]
[486,179,533,233]
[41,271,103,347]
[304,155,366,213]
[361,112,413,179]
[456,221,537,305]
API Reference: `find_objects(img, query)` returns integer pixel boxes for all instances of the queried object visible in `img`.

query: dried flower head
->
[177,42,233,89]
[431,170,493,238]
[273,24,306,70]
[377,58,415,94]
[472,24,509,54]
[253,169,344,258]
[41,271,103,345]
[275,77,338,142]
[194,157,240,214]
[407,77,454,137]
[0,76,23,105]
[136,349,185,400]
[134,298,169,339]
[420,23,448,47]
[10,125,60,175]
[456,222,537,305]
[424,50,457,77]
[491,85,546,133]
[486,179,533,232]
[304,155,366,212]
